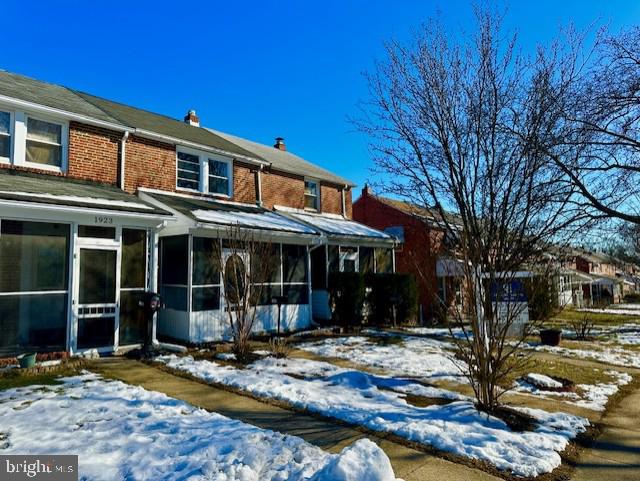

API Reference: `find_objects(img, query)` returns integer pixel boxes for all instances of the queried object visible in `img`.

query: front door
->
[76,247,119,350]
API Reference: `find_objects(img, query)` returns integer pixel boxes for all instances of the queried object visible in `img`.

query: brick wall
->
[234,162,257,204]
[321,184,342,216]
[124,135,176,193]
[67,122,120,184]
[261,169,305,210]
[353,191,445,318]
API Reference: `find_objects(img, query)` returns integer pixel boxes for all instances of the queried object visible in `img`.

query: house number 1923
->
[94,216,114,225]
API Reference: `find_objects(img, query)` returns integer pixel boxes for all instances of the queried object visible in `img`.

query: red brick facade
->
[4,120,351,215]
[353,189,447,318]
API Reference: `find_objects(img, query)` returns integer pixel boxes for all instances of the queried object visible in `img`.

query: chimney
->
[274,137,286,151]
[362,183,370,197]
[184,110,200,127]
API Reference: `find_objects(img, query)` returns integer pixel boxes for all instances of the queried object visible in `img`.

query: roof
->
[0,70,353,185]
[209,128,355,187]
[0,169,171,216]
[277,207,394,243]
[144,192,317,235]
[366,193,461,227]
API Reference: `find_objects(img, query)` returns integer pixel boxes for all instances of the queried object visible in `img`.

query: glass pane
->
[26,140,62,166]
[177,151,200,170]
[209,159,228,177]
[224,254,246,304]
[177,151,200,189]
[375,248,393,274]
[0,220,70,292]
[251,284,281,306]
[328,245,339,273]
[283,284,309,305]
[177,178,199,190]
[77,316,115,349]
[160,285,188,311]
[304,195,318,210]
[251,244,281,283]
[178,170,200,181]
[0,111,9,134]
[160,236,188,285]
[0,135,9,159]
[78,225,116,239]
[26,118,61,144]
[359,247,375,273]
[192,286,220,311]
[192,237,220,286]
[0,293,67,355]
[304,181,317,196]
[79,249,116,304]
[283,244,307,283]
[122,229,147,289]
[209,177,229,195]
[343,259,356,273]
[119,290,145,344]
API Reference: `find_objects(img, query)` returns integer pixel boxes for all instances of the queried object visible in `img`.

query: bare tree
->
[357,8,590,412]
[210,225,278,362]
[545,26,640,224]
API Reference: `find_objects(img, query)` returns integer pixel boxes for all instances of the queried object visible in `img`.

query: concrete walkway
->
[91,358,500,481]
[571,385,640,481]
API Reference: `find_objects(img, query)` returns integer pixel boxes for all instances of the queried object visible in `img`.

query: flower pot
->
[540,329,562,346]
[17,352,37,369]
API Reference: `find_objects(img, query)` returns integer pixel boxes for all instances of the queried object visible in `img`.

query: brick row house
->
[0,70,395,356]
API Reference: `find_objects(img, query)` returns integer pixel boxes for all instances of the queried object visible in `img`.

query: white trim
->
[176,146,234,198]
[0,109,14,164]
[17,112,69,173]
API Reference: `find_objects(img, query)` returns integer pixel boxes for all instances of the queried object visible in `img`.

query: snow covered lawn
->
[296,334,465,381]
[576,307,640,316]
[158,354,589,477]
[0,373,399,481]
[526,341,640,368]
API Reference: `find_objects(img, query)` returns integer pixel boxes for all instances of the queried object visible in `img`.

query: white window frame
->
[21,112,69,173]
[0,109,13,164]
[175,146,233,198]
[304,178,320,211]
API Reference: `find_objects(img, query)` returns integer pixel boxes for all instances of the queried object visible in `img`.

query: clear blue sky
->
[3,1,639,194]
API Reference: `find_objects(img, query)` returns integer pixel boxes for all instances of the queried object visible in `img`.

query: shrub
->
[328,272,366,328]
[525,276,558,321]
[624,293,640,303]
[269,337,292,358]
[365,273,418,326]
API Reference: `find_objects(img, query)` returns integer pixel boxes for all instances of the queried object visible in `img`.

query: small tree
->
[210,224,278,362]
[358,8,591,413]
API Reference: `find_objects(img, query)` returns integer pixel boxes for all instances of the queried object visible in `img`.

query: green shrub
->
[328,272,366,328]
[365,273,418,326]
[525,276,559,321]
[624,293,640,303]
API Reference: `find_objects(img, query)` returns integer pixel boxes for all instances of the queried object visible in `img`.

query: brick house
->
[0,70,394,356]
[353,186,464,321]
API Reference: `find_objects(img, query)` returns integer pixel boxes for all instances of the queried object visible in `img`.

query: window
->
[177,151,200,190]
[340,246,358,273]
[0,111,10,161]
[0,220,70,354]
[176,147,233,196]
[26,117,63,167]
[208,158,230,195]
[304,179,319,210]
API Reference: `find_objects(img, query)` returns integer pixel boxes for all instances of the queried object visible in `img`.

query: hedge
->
[328,272,366,328]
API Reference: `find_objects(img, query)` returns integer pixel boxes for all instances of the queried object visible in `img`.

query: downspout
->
[341,186,347,217]
[256,164,266,207]
[119,130,131,191]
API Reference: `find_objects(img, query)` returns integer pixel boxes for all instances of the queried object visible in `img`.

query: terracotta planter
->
[540,329,562,346]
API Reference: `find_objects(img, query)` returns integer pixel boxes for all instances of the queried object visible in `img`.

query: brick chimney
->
[274,137,286,151]
[362,183,370,197]
[184,110,200,127]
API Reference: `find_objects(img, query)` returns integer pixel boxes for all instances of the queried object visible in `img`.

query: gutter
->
[119,130,130,191]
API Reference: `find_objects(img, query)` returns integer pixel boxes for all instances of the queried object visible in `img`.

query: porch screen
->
[375,248,393,274]
[0,220,69,354]
[282,244,308,304]
[192,237,221,311]
[250,243,281,306]
[159,236,189,311]
[119,229,147,345]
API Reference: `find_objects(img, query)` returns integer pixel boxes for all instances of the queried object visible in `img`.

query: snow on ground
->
[524,373,564,389]
[527,342,640,368]
[297,335,465,381]
[404,327,469,339]
[576,308,640,316]
[514,371,632,411]
[0,372,399,481]
[158,354,589,477]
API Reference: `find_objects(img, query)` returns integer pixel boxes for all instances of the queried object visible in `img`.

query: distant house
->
[353,186,464,321]
[0,70,395,357]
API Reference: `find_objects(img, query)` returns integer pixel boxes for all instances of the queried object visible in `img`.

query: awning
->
[560,269,594,283]
[141,191,318,236]
[275,207,395,245]
[0,169,171,218]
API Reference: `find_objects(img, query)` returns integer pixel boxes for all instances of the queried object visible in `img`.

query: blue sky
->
[3,1,640,195]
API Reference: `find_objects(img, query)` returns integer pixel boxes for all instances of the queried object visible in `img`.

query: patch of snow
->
[215,352,237,361]
[192,209,317,234]
[297,335,465,381]
[0,372,400,481]
[404,327,469,339]
[576,308,640,316]
[524,373,564,389]
[158,355,589,477]
[527,342,640,368]
[284,211,392,239]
